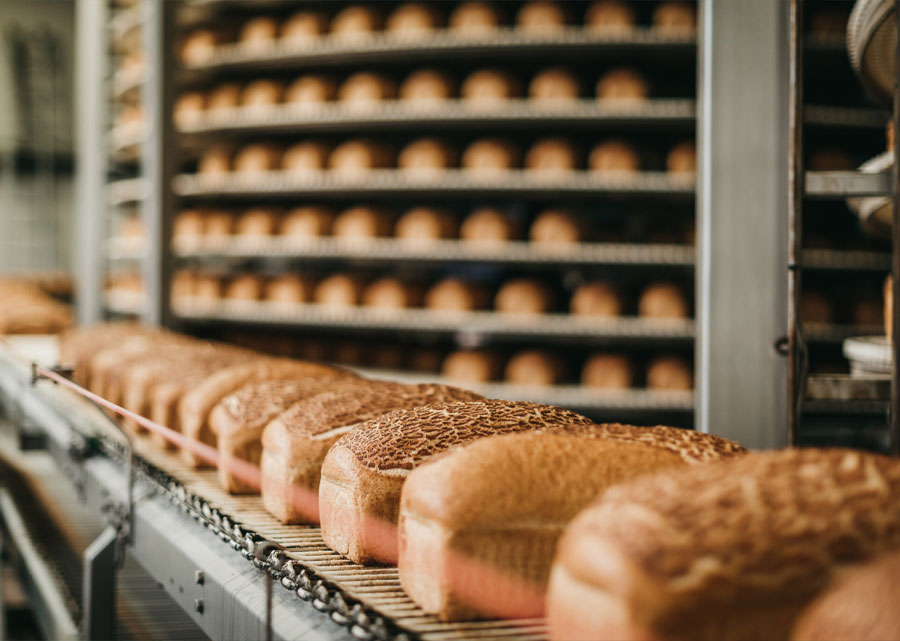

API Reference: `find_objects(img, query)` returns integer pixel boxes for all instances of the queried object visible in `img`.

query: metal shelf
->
[104,291,146,316]
[173,299,695,341]
[804,170,895,198]
[108,178,149,206]
[172,236,695,267]
[106,237,146,261]
[805,322,885,342]
[183,28,696,73]
[112,68,144,101]
[109,123,145,157]
[177,100,697,135]
[173,170,696,200]
[803,104,890,128]
[799,248,891,270]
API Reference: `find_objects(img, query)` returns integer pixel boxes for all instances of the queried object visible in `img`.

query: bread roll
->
[530,209,582,245]
[807,148,853,171]
[177,359,345,468]
[525,139,578,174]
[449,2,502,34]
[114,104,143,128]
[282,141,330,174]
[386,3,442,38]
[117,215,144,239]
[285,75,337,104]
[328,140,393,176]
[571,282,623,317]
[646,355,692,390]
[399,69,456,103]
[264,274,314,304]
[233,143,282,174]
[460,207,517,243]
[240,79,284,109]
[330,5,383,40]
[206,83,241,112]
[461,70,520,105]
[596,68,649,101]
[261,381,482,523]
[224,274,264,301]
[547,448,900,641]
[197,145,232,175]
[462,138,520,173]
[425,278,488,311]
[313,274,364,307]
[585,0,635,32]
[211,378,344,493]
[442,349,501,382]
[581,353,633,388]
[319,400,596,564]
[333,206,392,240]
[495,279,553,314]
[194,275,223,302]
[516,1,567,32]
[505,350,564,385]
[799,291,833,324]
[280,206,333,239]
[588,140,640,173]
[361,278,422,309]
[529,68,579,103]
[239,16,279,48]
[395,207,457,242]
[398,139,457,177]
[173,91,205,126]
[180,29,218,66]
[638,283,688,318]
[792,550,900,641]
[652,2,697,35]
[885,275,893,338]
[170,269,196,301]
[235,208,279,236]
[400,426,744,620]
[173,209,205,242]
[667,141,696,174]
[280,11,328,45]
[338,72,398,106]
[204,210,234,238]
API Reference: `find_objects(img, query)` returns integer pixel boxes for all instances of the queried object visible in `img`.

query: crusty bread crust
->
[548,448,900,641]
[260,381,482,524]
[319,400,596,565]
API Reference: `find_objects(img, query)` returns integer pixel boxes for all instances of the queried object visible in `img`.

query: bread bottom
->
[218,432,262,494]
[260,442,332,523]
[399,511,558,621]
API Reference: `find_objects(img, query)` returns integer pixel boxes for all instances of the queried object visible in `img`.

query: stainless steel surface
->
[805,169,895,197]
[83,526,118,641]
[697,0,790,447]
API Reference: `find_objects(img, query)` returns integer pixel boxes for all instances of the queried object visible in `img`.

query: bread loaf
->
[596,68,648,101]
[667,141,696,174]
[571,282,622,316]
[261,381,482,523]
[173,92,205,126]
[319,400,597,564]
[791,550,900,641]
[177,359,345,468]
[180,29,218,66]
[224,274,264,301]
[516,1,567,32]
[400,69,456,103]
[264,274,314,304]
[638,283,688,318]
[198,145,232,175]
[235,208,279,236]
[338,72,397,106]
[194,274,223,302]
[361,278,422,309]
[589,140,640,173]
[530,209,582,244]
[529,68,579,103]
[585,0,636,32]
[495,279,553,314]
[62,323,157,386]
[449,2,502,34]
[398,139,457,177]
[173,209,205,244]
[425,278,488,311]
[547,448,900,641]
[526,139,579,174]
[461,70,520,105]
[330,5,383,40]
[395,207,457,242]
[328,140,394,176]
[652,2,697,34]
[646,355,692,390]
[281,141,330,174]
[462,138,520,173]
[441,349,502,383]
[206,83,241,112]
[400,426,743,620]
[460,207,517,243]
[280,206,333,239]
[170,270,196,301]
[387,3,442,38]
[239,16,279,48]
[505,350,564,385]
[582,354,633,388]
[204,210,234,238]
[313,274,365,307]
[240,79,283,109]
[333,206,392,240]
[234,143,282,174]
[280,11,327,45]
[211,378,342,493]
[285,75,336,104]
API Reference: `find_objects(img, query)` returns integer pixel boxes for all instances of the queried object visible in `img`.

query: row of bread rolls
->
[0,278,73,335]
[175,66,655,121]
[800,289,885,326]
[181,1,696,63]
[171,205,693,246]
[171,270,690,318]
[197,137,696,175]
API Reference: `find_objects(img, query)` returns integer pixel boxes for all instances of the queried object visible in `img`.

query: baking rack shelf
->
[110,4,142,45]
[173,170,696,199]
[171,236,696,267]
[104,291,146,316]
[799,248,891,270]
[176,100,697,135]
[803,104,890,127]
[183,28,696,74]
[112,68,144,101]
[108,178,149,206]
[805,170,895,198]
[109,123,145,157]
[173,299,696,341]
[107,237,145,261]
[805,322,885,342]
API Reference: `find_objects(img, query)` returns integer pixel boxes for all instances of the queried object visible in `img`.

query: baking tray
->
[843,334,892,374]
[847,150,895,239]
[848,0,897,108]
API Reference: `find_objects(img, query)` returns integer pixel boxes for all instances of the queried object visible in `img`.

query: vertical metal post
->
[891,0,900,455]
[82,526,118,641]
[73,0,108,324]
[696,0,791,448]
[142,0,176,327]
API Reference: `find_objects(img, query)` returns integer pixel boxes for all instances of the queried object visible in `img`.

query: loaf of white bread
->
[210,377,351,493]
[791,549,900,641]
[318,400,596,565]
[547,448,900,641]
[399,425,745,621]
[260,380,483,524]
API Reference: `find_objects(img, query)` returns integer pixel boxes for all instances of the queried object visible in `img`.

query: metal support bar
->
[83,526,118,641]
[696,0,790,447]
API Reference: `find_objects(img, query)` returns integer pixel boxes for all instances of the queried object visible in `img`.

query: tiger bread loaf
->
[210,377,351,493]
[546,448,900,641]
[399,425,744,621]
[791,549,900,641]
[177,358,348,468]
[261,380,483,524]
[318,400,597,565]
